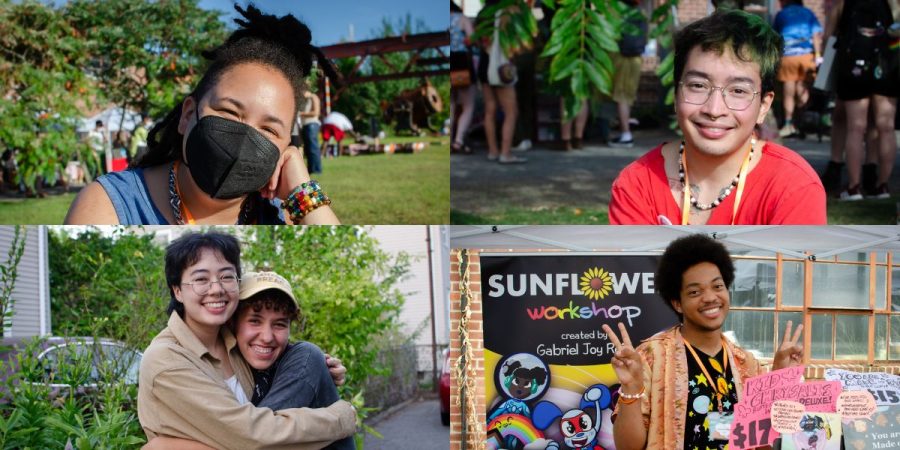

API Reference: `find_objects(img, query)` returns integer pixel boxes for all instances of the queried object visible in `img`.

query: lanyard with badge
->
[683,336,733,441]
[680,139,753,226]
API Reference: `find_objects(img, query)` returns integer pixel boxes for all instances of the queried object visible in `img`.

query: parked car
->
[0,336,142,401]
[440,348,450,426]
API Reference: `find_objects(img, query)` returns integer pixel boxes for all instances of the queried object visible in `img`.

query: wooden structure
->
[319,31,450,101]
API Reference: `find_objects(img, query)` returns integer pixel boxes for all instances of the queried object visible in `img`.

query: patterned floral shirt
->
[612,325,762,450]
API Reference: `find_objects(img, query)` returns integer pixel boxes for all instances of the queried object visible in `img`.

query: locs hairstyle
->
[655,234,735,320]
[673,9,783,95]
[135,3,340,169]
[164,232,242,317]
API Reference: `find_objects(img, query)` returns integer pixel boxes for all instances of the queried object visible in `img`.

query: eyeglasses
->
[678,80,760,111]
[181,275,240,295]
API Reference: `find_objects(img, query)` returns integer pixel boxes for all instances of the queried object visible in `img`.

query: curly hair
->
[674,9,783,96]
[235,288,302,327]
[656,234,734,320]
[135,3,340,169]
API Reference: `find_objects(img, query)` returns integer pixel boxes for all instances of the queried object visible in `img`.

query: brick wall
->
[450,249,486,450]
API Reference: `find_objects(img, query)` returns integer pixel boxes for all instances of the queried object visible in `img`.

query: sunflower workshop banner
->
[481,254,678,450]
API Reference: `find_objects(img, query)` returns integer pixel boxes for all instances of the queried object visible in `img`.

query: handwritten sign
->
[824,369,900,406]
[730,367,842,449]
[771,400,805,433]
[837,390,877,419]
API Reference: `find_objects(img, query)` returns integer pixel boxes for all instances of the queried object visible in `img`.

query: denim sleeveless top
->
[97,168,285,224]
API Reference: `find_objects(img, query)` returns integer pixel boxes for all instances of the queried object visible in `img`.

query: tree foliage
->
[331,14,449,135]
[473,0,677,122]
[0,225,26,331]
[49,228,169,352]
[240,226,409,393]
[48,226,410,444]
[0,0,227,191]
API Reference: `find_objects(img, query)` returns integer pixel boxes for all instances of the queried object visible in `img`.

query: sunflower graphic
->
[580,267,613,300]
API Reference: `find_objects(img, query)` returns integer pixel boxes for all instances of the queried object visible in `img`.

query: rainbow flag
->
[487,413,544,445]
[890,38,900,51]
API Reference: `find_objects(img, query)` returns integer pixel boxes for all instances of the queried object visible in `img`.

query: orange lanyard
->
[680,141,753,226]
[683,336,730,413]
[173,161,197,225]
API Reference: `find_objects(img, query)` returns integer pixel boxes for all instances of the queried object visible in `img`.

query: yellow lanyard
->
[683,336,730,413]
[680,141,754,225]
[173,161,197,225]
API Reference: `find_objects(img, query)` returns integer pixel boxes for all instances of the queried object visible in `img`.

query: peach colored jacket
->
[613,325,761,449]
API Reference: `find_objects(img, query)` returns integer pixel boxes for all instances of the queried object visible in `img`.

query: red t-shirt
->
[609,142,826,225]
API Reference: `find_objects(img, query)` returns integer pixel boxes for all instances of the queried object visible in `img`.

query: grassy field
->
[0,139,449,225]
[451,197,897,225]
[0,193,78,224]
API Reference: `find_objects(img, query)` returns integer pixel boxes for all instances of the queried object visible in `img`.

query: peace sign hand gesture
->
[601,322,645,392]
[772,320,804,370]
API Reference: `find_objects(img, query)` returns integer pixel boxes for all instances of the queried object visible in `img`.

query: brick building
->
[448,226,900,450]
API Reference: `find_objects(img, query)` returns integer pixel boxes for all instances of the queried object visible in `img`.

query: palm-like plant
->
[470,0,680,125]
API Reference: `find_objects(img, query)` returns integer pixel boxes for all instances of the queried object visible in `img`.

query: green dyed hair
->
[674,9,783,95]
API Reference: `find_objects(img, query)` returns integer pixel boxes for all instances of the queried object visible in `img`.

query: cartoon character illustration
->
[791,415,832,450]
[486,353,551,450]
[488,356,551,421]
[532,384,612,450]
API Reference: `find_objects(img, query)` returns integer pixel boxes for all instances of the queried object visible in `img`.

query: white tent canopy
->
[449,225,900,259]
[78,107,142,133]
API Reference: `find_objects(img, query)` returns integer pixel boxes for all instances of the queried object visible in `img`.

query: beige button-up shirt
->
[138,312,356,450]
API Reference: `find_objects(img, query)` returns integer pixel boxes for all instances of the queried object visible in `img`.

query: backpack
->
[618,8,648,57]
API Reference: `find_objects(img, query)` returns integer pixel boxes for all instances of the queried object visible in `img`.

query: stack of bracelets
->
[281,180,332,223]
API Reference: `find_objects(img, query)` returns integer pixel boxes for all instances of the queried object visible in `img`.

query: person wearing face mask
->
[609,10,826,225]
[64,5,340,225]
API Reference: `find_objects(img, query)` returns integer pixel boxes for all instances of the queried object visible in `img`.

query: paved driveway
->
[363,397,450,450]
[451,128,900,220]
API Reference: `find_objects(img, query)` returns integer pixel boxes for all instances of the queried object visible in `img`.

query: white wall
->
[0,226,49,337]
[369,225,450,373]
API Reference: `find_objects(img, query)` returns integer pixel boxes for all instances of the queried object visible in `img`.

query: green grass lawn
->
[451,198,897,225]
[319,141,449,224]
[0,139,449,225]
[0,193,77,224]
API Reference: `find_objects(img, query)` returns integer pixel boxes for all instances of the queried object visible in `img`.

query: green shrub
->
[49,228,169,352]
[0,337,144,449]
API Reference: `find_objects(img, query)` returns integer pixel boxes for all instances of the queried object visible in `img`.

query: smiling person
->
[138,232,356,449]
[65,5,338,225]
[602,234,805,450]
[144,271,356,450]
[609,9,825,225]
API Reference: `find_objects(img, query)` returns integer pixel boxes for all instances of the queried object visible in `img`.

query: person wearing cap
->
[139,232,356,450]
[233,271,355,449]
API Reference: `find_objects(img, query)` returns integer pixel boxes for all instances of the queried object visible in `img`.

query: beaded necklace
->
[168,161,254,225]
[678,137,755,225]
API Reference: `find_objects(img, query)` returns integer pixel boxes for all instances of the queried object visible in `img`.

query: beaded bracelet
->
[618,386,645,405]
[281,180,332,222]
